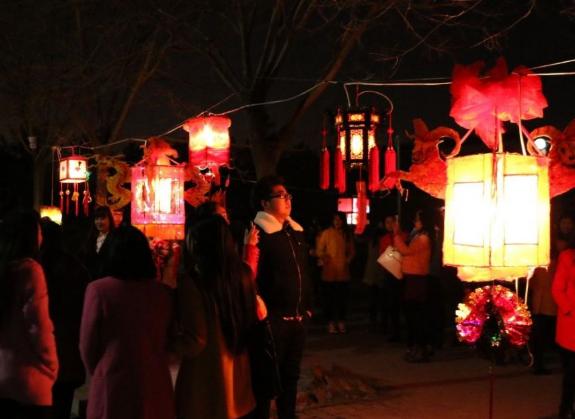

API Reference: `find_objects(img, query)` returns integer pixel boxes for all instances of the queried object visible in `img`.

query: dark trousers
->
[52,380,83,419]
[322,282,349,322]
[250,317,307,419]
[560,348,575,414]
[531,314,556,370]
[382,275,402,338]
[403,274,430,349]
[0,399,51,419]
[404,300,431,348]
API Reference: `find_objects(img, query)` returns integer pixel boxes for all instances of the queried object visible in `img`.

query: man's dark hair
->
[252,175,285,210]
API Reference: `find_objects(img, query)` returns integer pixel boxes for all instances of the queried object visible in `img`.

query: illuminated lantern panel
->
[131,165,185,240]
[443,153,550,281]
[335,109,379,164]
[337,197,370,225]
[184,116,231,168]
[59,156,88,183]
[40,206,63,225]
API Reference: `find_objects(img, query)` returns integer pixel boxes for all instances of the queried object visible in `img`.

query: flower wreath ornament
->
[456,285,532,359]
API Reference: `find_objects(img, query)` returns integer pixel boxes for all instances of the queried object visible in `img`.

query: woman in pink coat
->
[80,226,174,419]
[552,243,575,419]
[0,210,58,419]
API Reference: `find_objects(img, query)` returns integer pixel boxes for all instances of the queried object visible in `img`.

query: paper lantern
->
[131,165,185,240]
[59,156,87,183]
[443,153,550,281]
[183,116,231,168]
[40,206,62,225]
[335,108,379,166]
[58,155,91,216]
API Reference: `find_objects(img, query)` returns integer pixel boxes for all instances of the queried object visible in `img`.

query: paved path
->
[296,327,562,419]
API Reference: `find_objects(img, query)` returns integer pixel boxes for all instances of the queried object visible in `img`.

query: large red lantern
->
[183,116,231,168]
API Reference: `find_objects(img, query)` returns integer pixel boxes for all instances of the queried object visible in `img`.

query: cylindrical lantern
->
[335,108,379,166]
[59,156,87,183]
[131,165,185,240]
[183,116,231,168]
[443,153,550,281]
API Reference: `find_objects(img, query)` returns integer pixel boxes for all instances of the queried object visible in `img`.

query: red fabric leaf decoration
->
[450,58,547,150]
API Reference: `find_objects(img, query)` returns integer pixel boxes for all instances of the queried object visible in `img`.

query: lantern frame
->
[335,108,379,166]
[443,152,550,281]
[131,164,185,240]
[59,156,88,183]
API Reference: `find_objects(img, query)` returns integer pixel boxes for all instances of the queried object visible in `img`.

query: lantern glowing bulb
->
[533,137,550,154]
[443,153,550,281]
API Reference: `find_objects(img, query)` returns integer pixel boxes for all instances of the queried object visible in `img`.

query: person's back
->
[0,210,58,419]
[81,276,173,419]
[0,259,58,406]
[79,226,174,419]
[175,215,258,419]
[176,275,255,419]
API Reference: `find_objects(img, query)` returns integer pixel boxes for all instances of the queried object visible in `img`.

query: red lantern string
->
[74,183,79,216]
[355,181,367,234]
[59,184,64,212]
[384,112,396,176]
[368,145,379,192]
[65,187,70,215]
[319,121,330,190]
[334,146,346,194]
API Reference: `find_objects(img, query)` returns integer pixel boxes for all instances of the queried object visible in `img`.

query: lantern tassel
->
[83,182,91,216]
[320,147,330,190]
[334,147,346,194]
[368,146,380,192]
[73,184,80,216]
[65,187,70,215]
[355,181,367,235]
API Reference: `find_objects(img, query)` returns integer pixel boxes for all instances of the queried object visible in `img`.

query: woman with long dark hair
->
[79,226,174,419]
[393,209,435,362]
[175,215,259,419]
[0,210,58,419]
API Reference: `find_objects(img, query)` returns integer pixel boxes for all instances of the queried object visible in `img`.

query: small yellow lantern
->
[58,154,91,216]
[443,153,550,281]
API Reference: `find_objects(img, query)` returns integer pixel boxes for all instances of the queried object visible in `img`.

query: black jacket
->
[254,211,312,318]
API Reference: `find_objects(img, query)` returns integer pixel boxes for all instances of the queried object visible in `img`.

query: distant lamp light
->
[533,136,550,155]
[40,206,62,225]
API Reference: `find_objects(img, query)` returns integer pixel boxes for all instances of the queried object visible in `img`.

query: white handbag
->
[377,245,403,279]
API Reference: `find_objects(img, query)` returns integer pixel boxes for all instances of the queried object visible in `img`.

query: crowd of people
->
[1,176,575,419]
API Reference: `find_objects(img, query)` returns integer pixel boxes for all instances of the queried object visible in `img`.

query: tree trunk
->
[251,138,284,178]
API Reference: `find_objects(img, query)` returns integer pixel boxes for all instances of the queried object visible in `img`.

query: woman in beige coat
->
[175,216,259,419]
